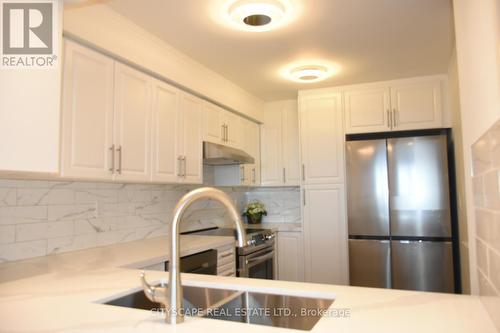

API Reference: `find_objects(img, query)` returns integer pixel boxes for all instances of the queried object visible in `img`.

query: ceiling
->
[105,0,455,101]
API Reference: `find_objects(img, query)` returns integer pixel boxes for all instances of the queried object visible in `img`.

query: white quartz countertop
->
[0,235,496,333]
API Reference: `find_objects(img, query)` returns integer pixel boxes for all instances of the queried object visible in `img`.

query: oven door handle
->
[245,250,275,268]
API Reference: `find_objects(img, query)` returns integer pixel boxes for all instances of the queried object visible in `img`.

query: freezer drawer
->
[349,239,391,288]
[346,139,390,236]
[387,135,452,238]
[391,240,454,293]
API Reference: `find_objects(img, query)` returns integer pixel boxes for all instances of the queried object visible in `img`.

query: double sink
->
[103,281,335,331]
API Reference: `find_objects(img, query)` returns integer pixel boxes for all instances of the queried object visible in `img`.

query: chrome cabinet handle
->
[221,124,225,141]
[387,110,391,128]
[240,165,245,182]
[303,189,306,206]
[182,156,187,177]
[225,124,228,142]
[109,144,115,173]
[302,164,306,181]
[177,156,182,177]
[116,146,122,174]
[393,109,397,128]
[282,168,286,184]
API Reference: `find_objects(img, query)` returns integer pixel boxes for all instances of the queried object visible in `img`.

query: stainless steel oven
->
[238,242,275,279]
[186,227,276,280]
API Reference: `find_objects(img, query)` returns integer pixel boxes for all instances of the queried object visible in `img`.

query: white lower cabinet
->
[277,231,305,282]
[302,184,349,285]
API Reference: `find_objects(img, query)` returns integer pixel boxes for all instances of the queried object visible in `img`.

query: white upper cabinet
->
[390,79,442,131]
[261,107,283,185]
[61,40,115,180]
[344,86,391,134]
[113,63,152,182]
[282,105,300,185]
[299,92,344,185]
[202,103,242,149]
[344,76,444,134]
[261,100,300,186]
[151,79,180,183]
[223,111,242,149]
[203,102,224,144]
[242,119,261,186]
[62,40,203,184]
[179,93,203,184]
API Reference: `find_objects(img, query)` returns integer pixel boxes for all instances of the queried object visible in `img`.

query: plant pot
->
[246,215,262,225]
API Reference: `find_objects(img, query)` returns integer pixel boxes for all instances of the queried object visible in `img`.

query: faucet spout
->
[141,187,247,325]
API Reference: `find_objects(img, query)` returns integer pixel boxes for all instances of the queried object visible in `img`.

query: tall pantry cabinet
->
[298,89,349,285]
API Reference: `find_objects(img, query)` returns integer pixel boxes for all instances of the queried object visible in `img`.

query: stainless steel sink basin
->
[103,282,237,316]
[204,291,334,331]
[102,283,334,331]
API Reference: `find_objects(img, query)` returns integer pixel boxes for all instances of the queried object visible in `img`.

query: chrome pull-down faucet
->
[140,187,248,324]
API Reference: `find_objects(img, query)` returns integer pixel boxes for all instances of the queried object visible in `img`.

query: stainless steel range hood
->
[203,142,255,165]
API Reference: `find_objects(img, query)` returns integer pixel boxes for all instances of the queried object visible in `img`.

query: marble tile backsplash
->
[471,118,500,329]
[0,179,301,262]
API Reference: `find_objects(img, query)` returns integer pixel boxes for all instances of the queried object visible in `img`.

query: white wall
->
[447,50,470,293]
[453,0,500,297]
[63,3,264,122]
[0,3,63,174]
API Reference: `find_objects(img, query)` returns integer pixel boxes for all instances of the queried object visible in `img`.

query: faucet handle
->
[140,271,167,304]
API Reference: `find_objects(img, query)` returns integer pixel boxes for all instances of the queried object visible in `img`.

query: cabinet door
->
[344,86,391,134]
[179,93,203,184]
[61,41,115,180]
[260,108,283,186]
[277,231,304,282]
[113,63,152,182]
[390,80,442,131]
[299,92,344,185]
[249,121,261,186]
[151,79,180,183]
[303,184,348,285]
[203,102,224,144]
[224,111,242,149]
[282,103,300,185]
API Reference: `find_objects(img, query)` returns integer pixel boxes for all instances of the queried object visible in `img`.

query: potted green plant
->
[242,201,267,225]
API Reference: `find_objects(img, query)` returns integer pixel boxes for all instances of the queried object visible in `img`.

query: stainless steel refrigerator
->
[346,132,457,293]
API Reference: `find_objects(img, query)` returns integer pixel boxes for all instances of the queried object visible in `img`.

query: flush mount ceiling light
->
[220,0,295,32]
[281,62,341,83]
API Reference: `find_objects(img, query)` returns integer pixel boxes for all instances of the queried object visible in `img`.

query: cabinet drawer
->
[217,261,236,275]
[217,246,234,259]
